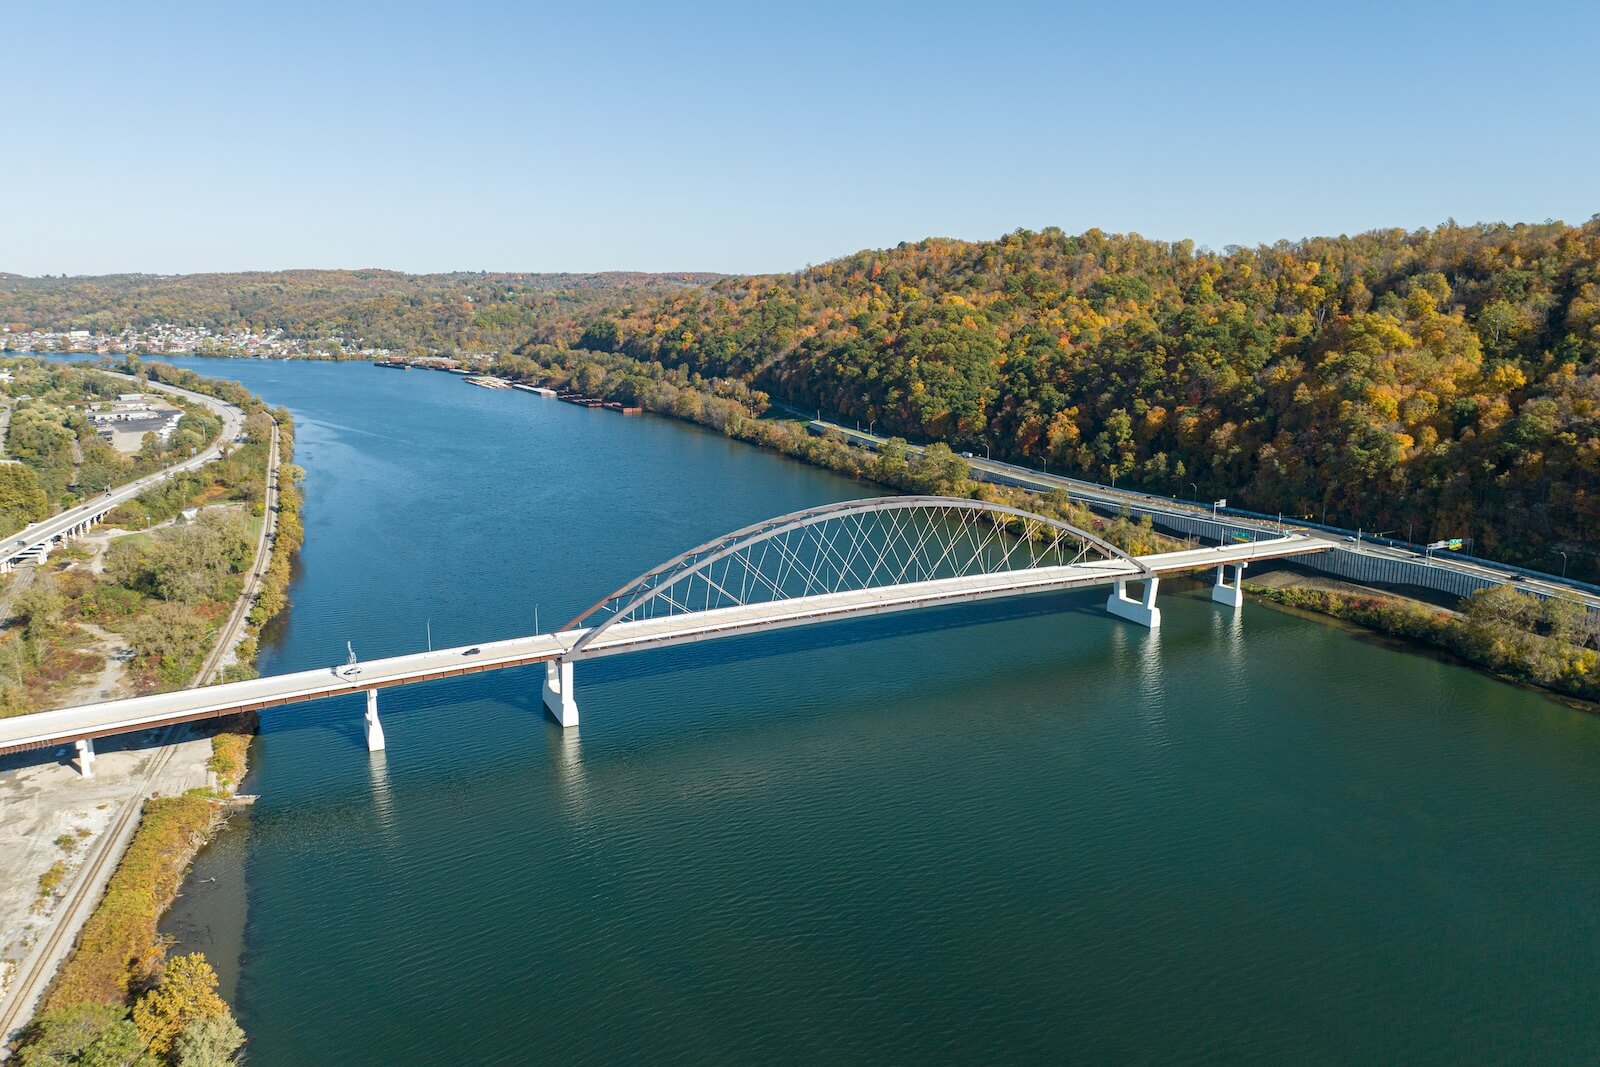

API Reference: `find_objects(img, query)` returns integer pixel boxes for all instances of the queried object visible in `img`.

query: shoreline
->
[427,363,1600,713]
[1242,571,1600,713]
[0,368,303,1060]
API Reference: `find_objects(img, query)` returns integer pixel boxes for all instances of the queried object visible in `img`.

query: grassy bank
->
[41,796,221,1010]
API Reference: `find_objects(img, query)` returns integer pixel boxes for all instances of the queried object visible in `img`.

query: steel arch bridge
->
[1,496,1327,763]
[562,495,1150,656]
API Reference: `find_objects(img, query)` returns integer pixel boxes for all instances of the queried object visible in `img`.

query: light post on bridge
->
[1557,550,1569,579]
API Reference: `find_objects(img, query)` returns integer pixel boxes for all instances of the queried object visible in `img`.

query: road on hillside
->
[805,418,1600,614]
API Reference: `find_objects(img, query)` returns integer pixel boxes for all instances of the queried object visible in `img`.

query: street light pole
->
[1558,550,1569,579]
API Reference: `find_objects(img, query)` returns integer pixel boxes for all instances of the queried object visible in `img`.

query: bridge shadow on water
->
[581,586,1118,687]
[581,576,1223,688]
[201,589,1133,761]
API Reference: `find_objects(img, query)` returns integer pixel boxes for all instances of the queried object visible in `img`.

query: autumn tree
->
[130,954,229,1059]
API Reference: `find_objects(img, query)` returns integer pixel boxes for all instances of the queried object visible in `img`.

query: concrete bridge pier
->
[1106,576,1161,628]
[543,660,579,727]
[364,690,386,752]
[1212,563,1246,608]
[75,737,96,777]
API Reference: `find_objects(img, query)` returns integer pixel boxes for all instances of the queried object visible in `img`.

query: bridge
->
[0,496,1328,770]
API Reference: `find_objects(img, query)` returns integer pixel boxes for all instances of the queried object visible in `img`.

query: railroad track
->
[0,726,181,1052]
[0,421,280,1055]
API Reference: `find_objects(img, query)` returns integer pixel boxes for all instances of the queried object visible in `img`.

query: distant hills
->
[0,269,722,355]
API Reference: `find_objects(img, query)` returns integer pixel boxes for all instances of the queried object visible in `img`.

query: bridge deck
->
[0,535,1323,755]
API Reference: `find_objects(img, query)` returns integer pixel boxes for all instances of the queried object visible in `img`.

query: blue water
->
[126,358,1600,1064]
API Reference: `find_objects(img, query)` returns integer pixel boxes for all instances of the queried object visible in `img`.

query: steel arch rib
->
[562,496,1148,655]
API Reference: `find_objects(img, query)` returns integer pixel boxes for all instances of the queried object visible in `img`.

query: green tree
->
[14,1004,155,1067]
[78,1021,154,1067]
[172,1012,245,1067]
[0,461,50,534]
[907,443,970,495]
[16,571,65,638]
[127,602,209,674]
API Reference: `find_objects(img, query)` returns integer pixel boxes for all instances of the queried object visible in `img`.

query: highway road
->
[2,371,245,569]
[809,420,1600,613]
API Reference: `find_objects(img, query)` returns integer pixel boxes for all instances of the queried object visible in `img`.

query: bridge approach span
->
[0,498,1327,761]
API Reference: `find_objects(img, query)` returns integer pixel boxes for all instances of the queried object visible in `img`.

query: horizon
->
[6,214,1596,282]
[4,0,1597,277]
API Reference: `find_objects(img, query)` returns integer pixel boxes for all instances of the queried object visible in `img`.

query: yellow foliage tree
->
[131,953,228,1058]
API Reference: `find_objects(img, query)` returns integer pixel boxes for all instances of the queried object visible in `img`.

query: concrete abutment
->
[542,660,578,727]
[1212,562,1246,608]
[1106,576,1162,628]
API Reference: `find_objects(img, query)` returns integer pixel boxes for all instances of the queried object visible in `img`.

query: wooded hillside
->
[559,221,1600,575]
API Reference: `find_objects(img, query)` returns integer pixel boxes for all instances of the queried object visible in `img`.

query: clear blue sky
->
[4,0,1596,276]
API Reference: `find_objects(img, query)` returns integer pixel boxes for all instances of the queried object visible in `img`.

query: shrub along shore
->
[11,364,304,1066]
[1246,581,1598,705]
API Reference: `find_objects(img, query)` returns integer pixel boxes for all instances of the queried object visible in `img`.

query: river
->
[109,358,1600,1063]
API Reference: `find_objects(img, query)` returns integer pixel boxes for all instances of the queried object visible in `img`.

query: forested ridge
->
[553,220,1600,576]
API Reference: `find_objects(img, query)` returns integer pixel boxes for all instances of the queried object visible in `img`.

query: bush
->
[14,1004,151,1067]
[45,796,218,1009]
